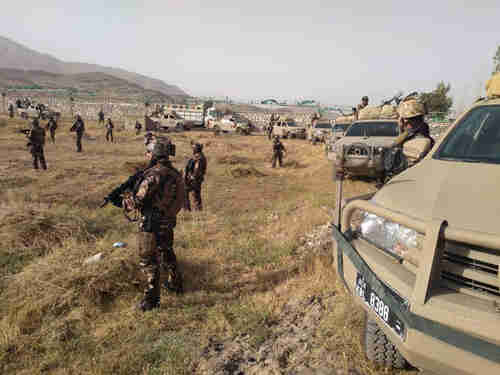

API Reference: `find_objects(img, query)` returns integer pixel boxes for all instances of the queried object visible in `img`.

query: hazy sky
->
[2,1,499,110]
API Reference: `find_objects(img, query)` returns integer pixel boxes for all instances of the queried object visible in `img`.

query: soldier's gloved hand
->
[122,192,136,212]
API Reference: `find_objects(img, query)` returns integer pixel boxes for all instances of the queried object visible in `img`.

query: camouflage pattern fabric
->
[185,152,207,211]
[71,118,85,152]
[105,120,114,142]
[28,126,47,169]
[272,141,286,168]
[131,160,185,307]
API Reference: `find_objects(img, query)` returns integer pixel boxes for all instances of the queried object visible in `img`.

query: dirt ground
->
[0,115,417,375]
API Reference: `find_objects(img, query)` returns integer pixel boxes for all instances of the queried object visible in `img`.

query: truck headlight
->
[359,212,417,258]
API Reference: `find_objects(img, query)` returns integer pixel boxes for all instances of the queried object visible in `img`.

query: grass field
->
[0,115,416,374]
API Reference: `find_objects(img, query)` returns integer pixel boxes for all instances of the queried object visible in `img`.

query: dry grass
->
[0,114,413,374]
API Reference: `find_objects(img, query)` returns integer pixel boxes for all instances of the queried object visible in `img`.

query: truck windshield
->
[434,105,500,164]
[315,123,331,129]
[345,122,399,137]
[333,124,349,132]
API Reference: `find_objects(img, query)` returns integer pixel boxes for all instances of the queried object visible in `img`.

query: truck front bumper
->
[332,217,500,375]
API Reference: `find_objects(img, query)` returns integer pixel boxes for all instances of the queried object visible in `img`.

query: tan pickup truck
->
[331,96,500,374]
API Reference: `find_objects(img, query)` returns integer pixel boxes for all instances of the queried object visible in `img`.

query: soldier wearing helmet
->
[122,137,185,311]
[392,98,434,150]
[184,141,207,211]
[144,131,155,146]
[70,114,85,152]
[272,135,286,168]
[46,115,58,143]
[27,118,47,170]
[353,96,369,120]
[105,118,114,143]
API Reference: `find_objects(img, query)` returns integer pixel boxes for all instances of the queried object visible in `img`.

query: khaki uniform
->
[28,125,47,170]
[393,121,434,151]
[185,152,207,211]
[127,160,185,308]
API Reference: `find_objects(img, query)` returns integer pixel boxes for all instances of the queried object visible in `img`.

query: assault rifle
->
[184,158,195,187]
[100,169,145,208]
[18,128,31,135]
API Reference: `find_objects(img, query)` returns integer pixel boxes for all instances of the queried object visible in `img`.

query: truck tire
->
[364,315,407,369]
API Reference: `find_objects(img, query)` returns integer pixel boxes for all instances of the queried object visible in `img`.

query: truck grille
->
[440,240,500,301]
[346,145,369,156]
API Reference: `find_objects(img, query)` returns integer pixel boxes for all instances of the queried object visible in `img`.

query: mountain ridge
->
[0,35,187,97]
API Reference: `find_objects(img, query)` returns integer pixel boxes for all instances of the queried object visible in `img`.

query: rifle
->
[381,93,403,106]
[18,129,31,135]
[184,159,195,187]
[100,169,145,208]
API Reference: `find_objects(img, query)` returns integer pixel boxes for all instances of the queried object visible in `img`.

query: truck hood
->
[373,159,500,235]
[336,136,396,148]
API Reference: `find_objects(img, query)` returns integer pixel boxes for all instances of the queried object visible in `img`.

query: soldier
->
[8,102,14,118]
[392,98,435,152]
[311,112,320,128]
[135,120,142,135]
[27,118,47,170]
[377,98,435,188]
[46,116,58,143]
[358,96,369,111]
[144,131,155,146]
[122,138,185,311]
[184,142,207,211]
[98,109,105,125]
[271,135,286,168]
[354,96,369,120]
[105,118,114,143]
[70,114,85,152]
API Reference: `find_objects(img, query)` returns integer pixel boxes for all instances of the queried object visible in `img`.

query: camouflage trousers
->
[30,145,47,170]
[49,130,56,143]
[272,152,283,168]
[185,181,203,211]
[105,130,114,142]
[76,133,83,152]
[137,218,183,306]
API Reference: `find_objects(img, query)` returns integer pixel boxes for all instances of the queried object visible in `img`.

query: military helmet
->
[398,98,426,119]
[32,118,40,126]
[147,137,174,159]
[362,96,369,101]
[274,135,280,141]
[192,142,203,153]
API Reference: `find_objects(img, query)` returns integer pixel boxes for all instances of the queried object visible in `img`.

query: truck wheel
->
[364,316,407,369]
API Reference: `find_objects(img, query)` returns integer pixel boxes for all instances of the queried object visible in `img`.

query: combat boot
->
[138,298,160,312]
[163,264,184,295]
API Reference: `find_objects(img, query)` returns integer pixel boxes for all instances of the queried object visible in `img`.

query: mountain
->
[0,35,187,97]
[0,68,174,100]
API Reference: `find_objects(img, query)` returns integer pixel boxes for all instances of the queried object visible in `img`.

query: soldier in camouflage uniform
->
[135,120,142,135]
[46,116,58,143]
[70,114,85,152]
[123,138,185,311]
[8,103,14,118]
[105,118,114,143]
[271,135,286,168]
[184,142,207,211]
[392,98,434,151]
[144,131,155,146]
[98,109,105,125]
[28,118,47,170]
